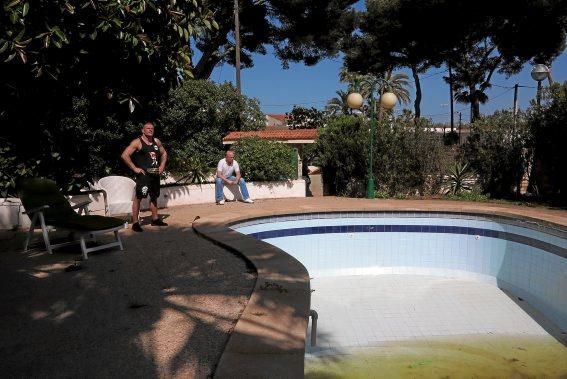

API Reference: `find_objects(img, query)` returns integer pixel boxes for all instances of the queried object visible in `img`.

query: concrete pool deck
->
[1,197,566,377]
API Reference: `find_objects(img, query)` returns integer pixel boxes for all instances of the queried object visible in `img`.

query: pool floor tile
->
[306,274,561,354]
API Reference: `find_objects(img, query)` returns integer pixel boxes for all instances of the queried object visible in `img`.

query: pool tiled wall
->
[233,212,567,331]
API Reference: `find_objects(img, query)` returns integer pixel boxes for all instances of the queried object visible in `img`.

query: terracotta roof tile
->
[223,129,318,142]
[265,114,287,122]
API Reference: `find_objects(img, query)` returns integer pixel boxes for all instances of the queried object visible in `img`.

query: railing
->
[309,309,318,347]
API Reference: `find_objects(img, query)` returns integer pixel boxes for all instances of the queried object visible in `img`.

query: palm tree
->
[339,67,370,97]
[359,71,411,119]
[362,71,411,105]
[454,87,489,123]
[446,38,507,123]
[325,90,352,116]
[337,67,411,118]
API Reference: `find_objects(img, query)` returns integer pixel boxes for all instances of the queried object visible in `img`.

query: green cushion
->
[54,214,125,231]
[20,178,75,220]
[20,178,124,231]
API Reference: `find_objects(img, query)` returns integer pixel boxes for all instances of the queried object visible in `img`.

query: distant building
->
[265,114,288,130]
[223,129,317,145]
[222,129,318,179]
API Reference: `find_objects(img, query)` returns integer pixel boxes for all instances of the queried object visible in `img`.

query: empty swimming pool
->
[233,212,567,377]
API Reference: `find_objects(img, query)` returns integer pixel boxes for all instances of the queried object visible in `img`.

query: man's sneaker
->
[132,222,144,232]
[151,218,168,226]
[217,199,225,205]
[243,198,254,204]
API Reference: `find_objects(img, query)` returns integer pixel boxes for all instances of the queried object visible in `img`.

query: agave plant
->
[446,162,474,195]
[170,155,210,185]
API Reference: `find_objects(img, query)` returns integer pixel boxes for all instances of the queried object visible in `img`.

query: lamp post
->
[234,0,241,94]
[347,91,397,199]
[530,64,550,107]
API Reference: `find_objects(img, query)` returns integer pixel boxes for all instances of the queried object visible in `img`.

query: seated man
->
[215,150,254,205]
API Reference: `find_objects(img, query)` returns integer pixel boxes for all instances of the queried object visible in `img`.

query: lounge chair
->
[96,175,136,216]
[20,178,126,260]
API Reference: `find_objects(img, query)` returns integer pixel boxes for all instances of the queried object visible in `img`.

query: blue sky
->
[208,49,566,124]
[204,1,567,124]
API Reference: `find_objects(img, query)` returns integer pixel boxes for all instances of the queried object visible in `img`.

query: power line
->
[492,83,515,89]
[421,87,515,121]
[401,69,448,86]
[384,69,448,86]
[421,104,470,118]
[421,69,448,80]
[262,100,329,107]
[489,86,515,100]
[492,83,536,89]
[262,76,523,110]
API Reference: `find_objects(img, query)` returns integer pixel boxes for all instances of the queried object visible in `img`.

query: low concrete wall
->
[147,179,306,210]
[0,198,26,230]
[0,180,306,229]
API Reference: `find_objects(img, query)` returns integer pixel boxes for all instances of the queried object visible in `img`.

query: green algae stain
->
[305,335,567,378]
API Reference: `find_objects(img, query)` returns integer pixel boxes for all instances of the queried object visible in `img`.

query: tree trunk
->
[470,86,476,123]
[472,101,480,122]
[193,27,232,80]
[448,64,454,131]
[471,87,481,123]
[411,65,422,120]
[193,49,220,79]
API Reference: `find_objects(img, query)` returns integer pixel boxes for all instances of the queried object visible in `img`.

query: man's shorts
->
[136,173,160,199]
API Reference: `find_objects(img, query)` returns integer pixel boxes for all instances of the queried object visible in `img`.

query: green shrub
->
[316,114,446,197]
[315,116,368,196]
[0,141,45,197]
[1,80,264,192]
[443,130,460,145]
[527,82,567,203]
[1,95,138,193]
[232,138,296,181]
[446,189,489,202]
[157,80,265,175]
[374,190,389,199]
[374,116,445,197]
[460,110,530,198]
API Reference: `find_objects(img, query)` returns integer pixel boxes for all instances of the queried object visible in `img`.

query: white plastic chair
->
[96,176,136,216]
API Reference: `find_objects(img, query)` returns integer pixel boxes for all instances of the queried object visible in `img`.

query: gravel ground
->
[0,204,256,378]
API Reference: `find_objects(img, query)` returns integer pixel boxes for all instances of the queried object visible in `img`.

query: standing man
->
[121,121,168,232]
[215,150,254,205]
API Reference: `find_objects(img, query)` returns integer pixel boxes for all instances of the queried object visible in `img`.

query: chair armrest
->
[94,189,109,215]
[23,205,49,215]
[69,189,108,214]
[70,200,92,215]
[71,200,92,210]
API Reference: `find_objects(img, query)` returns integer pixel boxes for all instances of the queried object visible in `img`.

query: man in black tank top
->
[121,122,168,232]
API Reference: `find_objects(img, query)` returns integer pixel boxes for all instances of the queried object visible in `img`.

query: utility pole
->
[458,112,462,144]
[513,83,519,126]
[449,64,454,133]
[234,0,241,94]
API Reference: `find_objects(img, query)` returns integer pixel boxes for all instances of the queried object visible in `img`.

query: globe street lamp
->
[347,91,397,199]
[530,64,550,106]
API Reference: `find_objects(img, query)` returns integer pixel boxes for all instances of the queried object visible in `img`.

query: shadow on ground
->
[0,221,256,377]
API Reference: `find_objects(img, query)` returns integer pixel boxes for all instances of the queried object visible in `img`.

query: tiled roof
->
[266,114,287,121]
[223,129,318,142]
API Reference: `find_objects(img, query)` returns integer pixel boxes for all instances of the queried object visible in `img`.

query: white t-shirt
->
[217,158,240,178]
